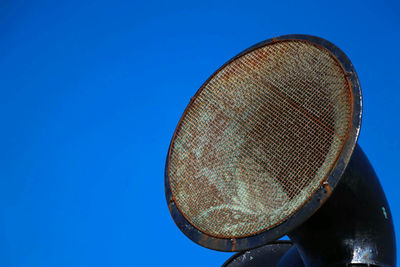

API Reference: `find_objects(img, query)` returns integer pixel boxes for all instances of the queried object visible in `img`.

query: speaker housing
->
[165,34,362,252]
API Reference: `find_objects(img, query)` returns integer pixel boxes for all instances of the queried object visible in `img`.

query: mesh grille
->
[168,40,353,238]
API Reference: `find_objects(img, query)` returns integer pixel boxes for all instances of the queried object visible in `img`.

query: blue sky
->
[0,1,399,266]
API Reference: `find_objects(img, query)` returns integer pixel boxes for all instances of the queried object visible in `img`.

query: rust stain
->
[198,234,222,249]
[199,234,209,244]
[323,181,332,197]
[270,37,279,43]
[231,239,236,252]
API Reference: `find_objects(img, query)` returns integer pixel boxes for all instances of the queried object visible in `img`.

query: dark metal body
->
[222,241,304,267]
[223,145,396,266]
[288,145,396,267]
[278,246,305,267]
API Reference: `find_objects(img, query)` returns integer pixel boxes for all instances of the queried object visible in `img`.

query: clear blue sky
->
[0,1,399,266]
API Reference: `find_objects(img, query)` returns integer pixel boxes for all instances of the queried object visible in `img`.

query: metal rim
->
[221,240,294,267]
[165,34,362,252]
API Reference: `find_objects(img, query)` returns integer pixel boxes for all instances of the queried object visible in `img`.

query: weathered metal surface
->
[165,34,362,251]
[288,145,396,267]
[222,241,304,267]
[168,38,353,239]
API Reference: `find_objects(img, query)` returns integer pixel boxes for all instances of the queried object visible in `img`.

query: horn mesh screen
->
[168,40,353,238]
